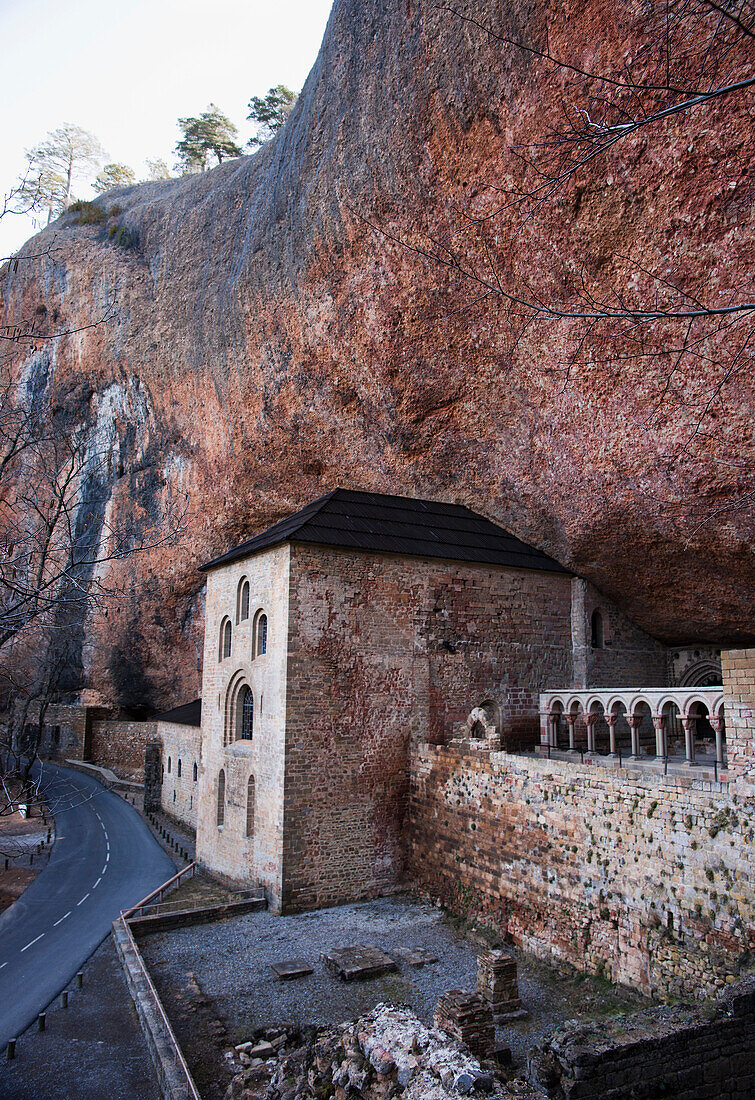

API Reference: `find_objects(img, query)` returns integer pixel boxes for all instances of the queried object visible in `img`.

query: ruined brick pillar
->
[477,950,522,1018]
[721,649,755,786]
[434,991,494,1057]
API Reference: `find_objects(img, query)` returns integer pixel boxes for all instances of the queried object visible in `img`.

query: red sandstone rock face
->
[1,0,753,706]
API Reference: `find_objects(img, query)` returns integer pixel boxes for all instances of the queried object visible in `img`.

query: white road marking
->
[76,893,89,906]
[21,934,44,952]
[53,911,71,927]
[92,876,101,889]
[105,852,110,863]
[0,961,7,970]
[101,864,107,875]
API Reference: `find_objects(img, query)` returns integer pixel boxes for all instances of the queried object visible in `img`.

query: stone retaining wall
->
[529,976,755,1099]
[409,744,754,1000]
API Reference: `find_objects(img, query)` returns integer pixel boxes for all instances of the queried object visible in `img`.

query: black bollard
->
[37,1013,45,1032]
[61,991,68,1009]
[76,971,83,989]
[6,1039,16,1061]
[29,854,33,866]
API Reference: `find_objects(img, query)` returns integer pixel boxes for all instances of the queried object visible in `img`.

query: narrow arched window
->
[219,618,232,660]
[167,756,172,774]
[237,684,254,741]
[246,775,255,838]
[591,609,605,649]
[177,759,182,778]
[192,762,198,782]
[217,769,225,827]
[254,612,268,657]
[238,578,250,622]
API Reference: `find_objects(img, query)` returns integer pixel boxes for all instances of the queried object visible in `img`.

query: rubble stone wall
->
[530,977,755,1099]
[409,743,755,1000]
[89,718,156,780]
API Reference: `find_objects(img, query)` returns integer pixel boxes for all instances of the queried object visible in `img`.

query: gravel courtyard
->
[139,892,646,1097]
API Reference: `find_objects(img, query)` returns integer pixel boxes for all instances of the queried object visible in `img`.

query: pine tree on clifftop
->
[175,104,243,173]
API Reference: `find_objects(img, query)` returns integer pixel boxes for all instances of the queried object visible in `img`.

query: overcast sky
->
[0,0,334,258]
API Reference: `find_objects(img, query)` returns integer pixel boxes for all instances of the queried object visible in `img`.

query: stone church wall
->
[195,544,290,907]
[409,742,754,1000]
[149,720,202,830]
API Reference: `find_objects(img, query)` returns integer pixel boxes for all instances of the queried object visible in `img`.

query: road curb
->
[112,918,201,1099]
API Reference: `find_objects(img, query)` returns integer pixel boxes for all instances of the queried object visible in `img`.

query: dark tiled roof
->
[200,490,570,575]
[155,699,202,727]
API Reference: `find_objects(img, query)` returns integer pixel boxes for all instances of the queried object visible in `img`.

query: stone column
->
[549,712,560,748]
[710,715,725,765]
[652,714,666,758]
[565,714,577,751]
[584,712,598,753]
[681,714,698,766]
[627,714,642,759]
[606,713,618,756]
[540,712,550,751]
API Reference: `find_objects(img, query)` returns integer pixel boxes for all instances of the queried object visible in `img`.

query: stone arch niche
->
[465,700,502,750]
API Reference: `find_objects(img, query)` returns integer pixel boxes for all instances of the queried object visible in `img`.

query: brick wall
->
[722,648,755,786]
[410,743,755,1000]
[281,546,598,912]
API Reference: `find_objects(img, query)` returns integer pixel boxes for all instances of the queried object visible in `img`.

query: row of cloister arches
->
[540,688,726,766]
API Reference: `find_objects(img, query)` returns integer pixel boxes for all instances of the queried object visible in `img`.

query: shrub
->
[68,200,106,225]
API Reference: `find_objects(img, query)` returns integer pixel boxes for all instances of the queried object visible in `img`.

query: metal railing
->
[541,741,726,781]
[121,861,197,920]
[117,914,201,1100]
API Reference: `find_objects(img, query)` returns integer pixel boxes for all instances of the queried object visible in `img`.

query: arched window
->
[246,775,255,838]
[591,609,605,649]
[177,759,182,778]
[236,684,254,741]
[219,618,232,661]
[217,769,225,827]
[237,578,250,622]
[167,756,172,774]
[192,762,198,782]
[254,611,268,657]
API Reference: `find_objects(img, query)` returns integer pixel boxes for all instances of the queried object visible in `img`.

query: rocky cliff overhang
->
[2,0,753,706]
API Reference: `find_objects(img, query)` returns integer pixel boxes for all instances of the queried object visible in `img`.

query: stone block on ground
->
[398,947,439,967]
[270,959,314,980]
[324,944,398,981]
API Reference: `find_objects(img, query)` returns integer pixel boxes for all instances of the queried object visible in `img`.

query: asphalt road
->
[0,761,174,1047]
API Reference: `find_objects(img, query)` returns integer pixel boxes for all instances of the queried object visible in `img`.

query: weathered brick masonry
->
[280,546,666,912]
[409,739,754,1000]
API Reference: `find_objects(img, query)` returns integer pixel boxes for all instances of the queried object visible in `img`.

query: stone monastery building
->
[187,489,692,912]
